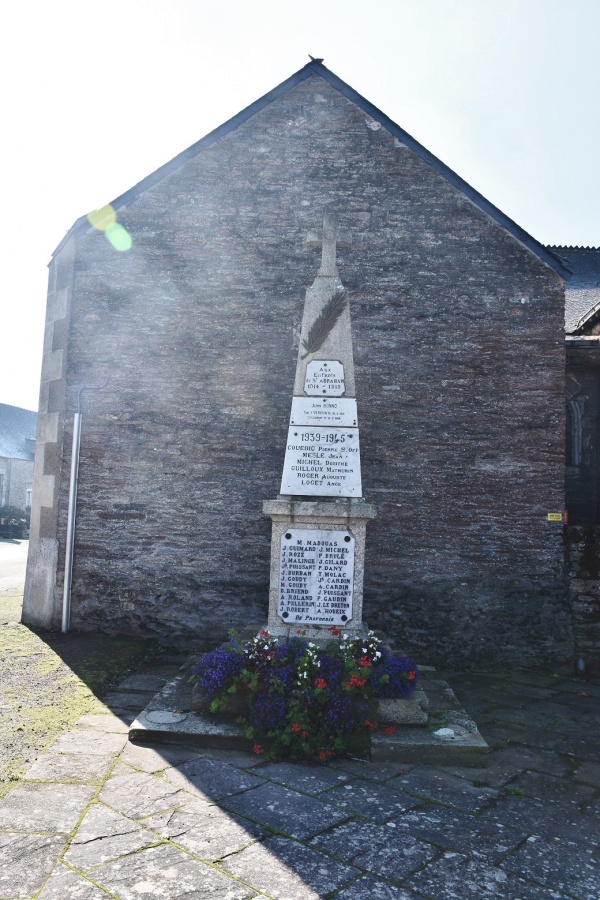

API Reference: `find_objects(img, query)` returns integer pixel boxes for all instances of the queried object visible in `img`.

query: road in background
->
[0,539,28,622]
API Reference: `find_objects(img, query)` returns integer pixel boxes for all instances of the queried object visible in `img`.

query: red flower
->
[329,626,341,636]
[291,723,300,732]
[408,671,416,680]
[318,750,334,762]
[302,731,309,738]
[364,719,378,731]
[259,628,270,637]
[358,656,372,667]
[345,675,366,689]
[252,743,263,754]
[383,725,396,735]
[315,678,327,689]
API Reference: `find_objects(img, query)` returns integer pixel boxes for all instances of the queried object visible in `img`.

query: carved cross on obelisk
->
[306,211,352,277]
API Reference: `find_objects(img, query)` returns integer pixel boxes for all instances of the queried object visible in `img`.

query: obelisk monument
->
[263,211,376,643]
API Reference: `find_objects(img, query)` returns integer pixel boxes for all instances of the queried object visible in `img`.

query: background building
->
[0,403,36,514]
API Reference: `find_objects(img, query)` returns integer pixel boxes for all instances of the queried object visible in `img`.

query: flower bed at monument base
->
[192,627,419,763]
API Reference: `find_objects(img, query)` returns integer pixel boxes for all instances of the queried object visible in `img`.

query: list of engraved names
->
[278,529,355,625]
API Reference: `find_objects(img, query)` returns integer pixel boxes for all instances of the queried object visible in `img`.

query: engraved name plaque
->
[290,397,357,428]
[280,427,362,496]
[278,528,355,625]
[304,360,345,396]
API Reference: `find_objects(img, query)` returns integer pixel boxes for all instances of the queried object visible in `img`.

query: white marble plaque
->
[278,529,355,625]
[304,360,345,396]
[290,397,357,427]
[280,427,362,496]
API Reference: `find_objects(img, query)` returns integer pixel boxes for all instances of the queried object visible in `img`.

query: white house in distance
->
[0,403,37,513]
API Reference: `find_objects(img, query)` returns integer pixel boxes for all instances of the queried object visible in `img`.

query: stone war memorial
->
[265,209,376,643]
[23,58,574,672]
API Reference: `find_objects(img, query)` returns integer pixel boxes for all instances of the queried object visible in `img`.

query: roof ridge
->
[547,245,600,251]
[0,402,37,415]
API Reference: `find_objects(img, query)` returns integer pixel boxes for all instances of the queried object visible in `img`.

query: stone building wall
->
[6,458,34,510]
[24,72,570,668]
[565,341,600,524]
[565,526,600,673]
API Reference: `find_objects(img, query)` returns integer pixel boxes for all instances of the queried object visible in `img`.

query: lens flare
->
[87,204,132,252]
[87,205,116,232]
[105,223,133,252]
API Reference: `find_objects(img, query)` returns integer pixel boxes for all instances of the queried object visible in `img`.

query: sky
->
[2,0,599,411]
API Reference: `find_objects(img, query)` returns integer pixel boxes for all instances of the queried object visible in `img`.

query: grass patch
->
[0,623,167,797]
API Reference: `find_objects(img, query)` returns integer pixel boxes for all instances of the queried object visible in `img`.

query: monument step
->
[129,664,489,767]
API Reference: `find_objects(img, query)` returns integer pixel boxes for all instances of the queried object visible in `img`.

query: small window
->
[25,488,32,509]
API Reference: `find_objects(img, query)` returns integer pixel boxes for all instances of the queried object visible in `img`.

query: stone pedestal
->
[263,497,376,643]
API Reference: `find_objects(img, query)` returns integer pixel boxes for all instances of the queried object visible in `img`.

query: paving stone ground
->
[1,668,599,899]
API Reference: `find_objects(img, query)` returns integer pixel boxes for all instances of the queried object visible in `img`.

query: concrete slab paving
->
[404,851,569,899]
[162,756,266,801]
[101,691,156,711]
[501,836,600,899]
[255,760,351,794]
[89,842,256,899]
[0,833,68,899]
[0,782,96,832]
[75,713,131,733]
[98,768,186,819]
[333,874,419,899]
[23,751,114,784]
[309,820,438,878]
[63,804,159,869]
[119,740,203,773]
[37,864,119,899]
[319,779,422,822]
[141,797,268,860]
[51,730,129,756]
[222,781,351,839]
[387,805,526,862]
[389,767,502,813]
[220,834,360,899]
[1,666,599,900]
[117,674,168,692]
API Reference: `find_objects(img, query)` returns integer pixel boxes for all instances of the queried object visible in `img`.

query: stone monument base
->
[129,663,489,766]
[263,497,376,643]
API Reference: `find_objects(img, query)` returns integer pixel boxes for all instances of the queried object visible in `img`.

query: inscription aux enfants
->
[280,361,362,497]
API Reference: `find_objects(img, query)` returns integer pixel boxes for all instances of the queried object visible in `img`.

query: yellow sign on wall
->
[547,513,563,522]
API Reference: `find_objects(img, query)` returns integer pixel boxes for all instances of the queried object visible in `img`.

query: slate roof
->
[547,246,600,333]
[52,60,568,279]
[0,404,37,460]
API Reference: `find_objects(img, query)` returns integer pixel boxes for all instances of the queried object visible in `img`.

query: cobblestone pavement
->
[1,668,599,899]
